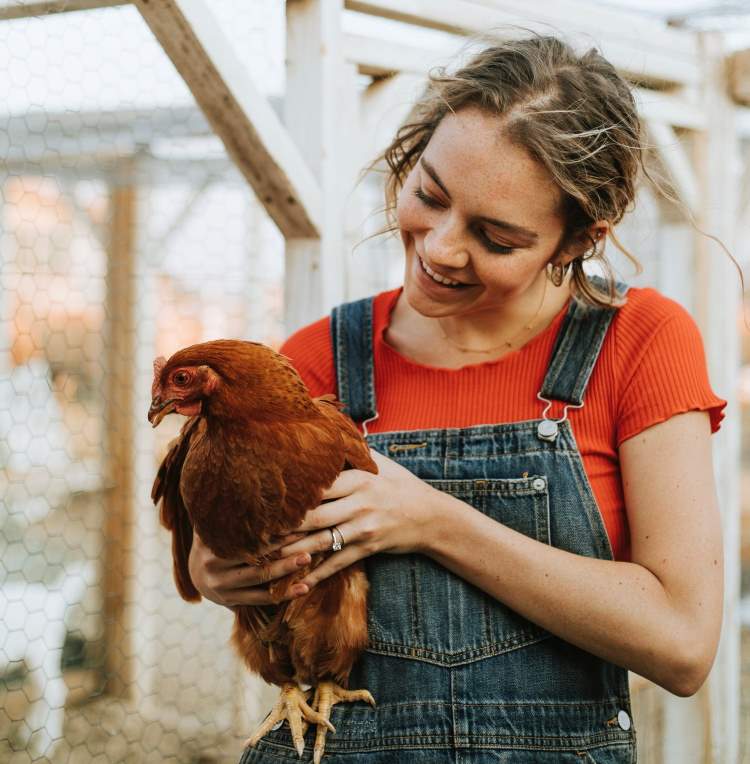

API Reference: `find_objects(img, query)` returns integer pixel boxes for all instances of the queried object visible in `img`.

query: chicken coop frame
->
[1,0,749,762]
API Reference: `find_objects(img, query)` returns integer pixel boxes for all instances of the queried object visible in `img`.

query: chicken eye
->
[173,371,190,386]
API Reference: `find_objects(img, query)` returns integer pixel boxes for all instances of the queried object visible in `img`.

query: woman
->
[190,36,726,762]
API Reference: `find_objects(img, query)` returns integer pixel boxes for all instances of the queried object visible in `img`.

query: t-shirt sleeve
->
[615,301,726,446]
[279,315,337,398]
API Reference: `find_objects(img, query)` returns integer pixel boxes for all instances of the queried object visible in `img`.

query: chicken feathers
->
[149,339,376,760]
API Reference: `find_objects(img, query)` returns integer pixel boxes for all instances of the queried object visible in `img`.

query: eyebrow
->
[419,157,539,243]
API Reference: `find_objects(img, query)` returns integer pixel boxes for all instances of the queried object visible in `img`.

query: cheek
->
[396,183,427,234]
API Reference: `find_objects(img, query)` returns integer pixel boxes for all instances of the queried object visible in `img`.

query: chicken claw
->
[312,681,376,764]
[244,682,335,758]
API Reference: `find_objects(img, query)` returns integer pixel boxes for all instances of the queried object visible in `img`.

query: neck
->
[422,277,569,354]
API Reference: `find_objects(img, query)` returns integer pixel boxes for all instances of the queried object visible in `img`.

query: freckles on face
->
[395,107,566,291]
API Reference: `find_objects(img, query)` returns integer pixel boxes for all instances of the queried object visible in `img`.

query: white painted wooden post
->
[358,73,424,169]
[694,32,743,764]
[284,0,347,333]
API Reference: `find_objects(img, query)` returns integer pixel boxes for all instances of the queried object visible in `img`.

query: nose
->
[422,218,470,270]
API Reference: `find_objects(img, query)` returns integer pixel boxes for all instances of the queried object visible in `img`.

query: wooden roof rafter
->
[344,0,701,88]
[344,32,708,132]
[0,0,126,19]
[133,0,322,240]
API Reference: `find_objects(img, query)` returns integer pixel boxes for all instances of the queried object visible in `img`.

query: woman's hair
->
[374,34,648,308]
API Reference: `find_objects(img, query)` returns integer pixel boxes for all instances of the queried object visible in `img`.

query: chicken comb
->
[152,356,167,397]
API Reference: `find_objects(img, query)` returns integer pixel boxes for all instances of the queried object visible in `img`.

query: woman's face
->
[397,106,574,320]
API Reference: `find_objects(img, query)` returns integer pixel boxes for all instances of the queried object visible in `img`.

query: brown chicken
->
[148,339,377,762]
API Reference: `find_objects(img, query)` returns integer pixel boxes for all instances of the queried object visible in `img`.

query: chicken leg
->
[311,681,376,764]
[244,682,335,757]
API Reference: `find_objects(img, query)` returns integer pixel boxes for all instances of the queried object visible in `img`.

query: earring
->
[548,262,567,287]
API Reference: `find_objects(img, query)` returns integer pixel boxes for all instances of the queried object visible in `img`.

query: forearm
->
[424,489,705,696]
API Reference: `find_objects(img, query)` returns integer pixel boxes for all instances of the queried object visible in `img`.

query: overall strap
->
[330,296,377,423]
[540,276,629,405]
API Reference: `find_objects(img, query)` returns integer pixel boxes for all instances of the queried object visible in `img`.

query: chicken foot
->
[244,682,335,758]
[311,681,376,764]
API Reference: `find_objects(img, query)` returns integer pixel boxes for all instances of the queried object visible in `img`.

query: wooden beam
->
[102,166,137,698]
[360,72,424,165]
[738,108,750,138]
[343,32,446,77]
[728,48,750,108]
[133,0,322,239]
[634,87,705,131]
[344,0,700,88]
[693,32,742,764]
[345,32,707,132]
[284,0,349,331]
[645,120,700,217]
[0,0,126,19]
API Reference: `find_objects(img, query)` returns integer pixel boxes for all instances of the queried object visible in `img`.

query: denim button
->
[617,709,631,730]
[537,419,558,441]
[532,477,546,491]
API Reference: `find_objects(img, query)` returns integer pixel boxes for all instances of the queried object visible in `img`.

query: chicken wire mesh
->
[0,3,288,761]
[0,2,747,763]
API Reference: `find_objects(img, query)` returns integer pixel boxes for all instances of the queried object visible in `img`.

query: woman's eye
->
[413,187,443,209]
[413,186,514,255]
[477,229,515,255]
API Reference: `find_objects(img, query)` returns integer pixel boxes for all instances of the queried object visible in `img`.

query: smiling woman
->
[188,34,726,763]
[391,109,597,364]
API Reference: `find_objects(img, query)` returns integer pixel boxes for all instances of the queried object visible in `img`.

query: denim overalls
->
[243,283,637,763]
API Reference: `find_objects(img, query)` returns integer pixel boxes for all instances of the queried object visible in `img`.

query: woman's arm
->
[426,409,723,696]
[283,409,723,697]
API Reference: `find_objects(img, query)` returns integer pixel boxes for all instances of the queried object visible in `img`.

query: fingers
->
[292,496,358,535]
[320,468,373,501]
[279,527,341,559]
[297,544,362,590]
[203,553,312,607]
[246,532,307,562]
[226,552,311,590]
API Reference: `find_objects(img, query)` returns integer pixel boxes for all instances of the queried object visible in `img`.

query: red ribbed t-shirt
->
[280,286,726,562]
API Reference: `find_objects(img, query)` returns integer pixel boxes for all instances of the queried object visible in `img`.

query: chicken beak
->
[148,397,177,427]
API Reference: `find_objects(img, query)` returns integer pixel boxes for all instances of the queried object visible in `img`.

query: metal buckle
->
[536,392,583,442]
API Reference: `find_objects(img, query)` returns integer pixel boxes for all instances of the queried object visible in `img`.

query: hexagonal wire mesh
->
[1,2,748,763]
[0,2,298,761]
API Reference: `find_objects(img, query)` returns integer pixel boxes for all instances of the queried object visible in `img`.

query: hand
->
[278,449,440,592]
[188,528,311,608]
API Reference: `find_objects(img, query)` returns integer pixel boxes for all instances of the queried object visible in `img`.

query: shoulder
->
[613,285,697,337]
[279,289,399,397]
[609,286,705,378]
[607,285,726,442]
[279,315,335,397]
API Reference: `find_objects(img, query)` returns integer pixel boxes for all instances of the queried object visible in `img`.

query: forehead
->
[424,107,562,222]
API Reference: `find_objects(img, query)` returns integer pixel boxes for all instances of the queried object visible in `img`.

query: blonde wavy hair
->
[372,34,648,308]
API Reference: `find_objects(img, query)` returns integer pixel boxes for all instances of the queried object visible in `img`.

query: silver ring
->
[329,526,345,552]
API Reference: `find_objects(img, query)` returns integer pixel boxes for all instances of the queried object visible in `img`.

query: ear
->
[198,365,219,395]
[551,221,609,267]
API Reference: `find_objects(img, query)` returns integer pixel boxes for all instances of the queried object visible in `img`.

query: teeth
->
[421,258,462,287]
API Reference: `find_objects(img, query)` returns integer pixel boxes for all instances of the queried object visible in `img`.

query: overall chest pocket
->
[365,476,553,666]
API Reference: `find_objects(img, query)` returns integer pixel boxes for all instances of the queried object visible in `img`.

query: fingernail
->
[295,554,310,566]
[292,584,308,596]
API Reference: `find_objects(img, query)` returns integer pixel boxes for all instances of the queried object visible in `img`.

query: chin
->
[403,250,476,317]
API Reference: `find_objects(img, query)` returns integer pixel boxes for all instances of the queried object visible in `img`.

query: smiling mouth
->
[418,256,472,288]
